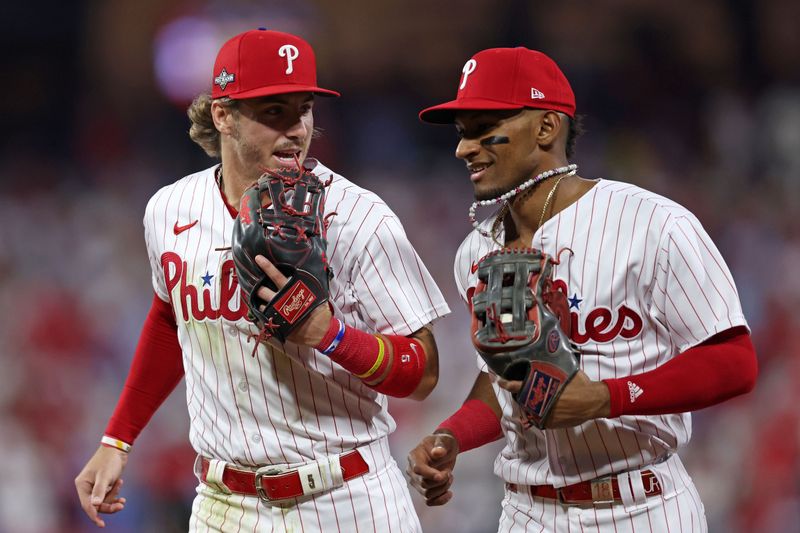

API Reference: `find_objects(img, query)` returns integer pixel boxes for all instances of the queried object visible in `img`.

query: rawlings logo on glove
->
[470,248,580,428]
[231,161,333,344]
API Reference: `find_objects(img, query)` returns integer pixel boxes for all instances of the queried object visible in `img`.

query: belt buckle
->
[590,476,615,504]
[254,466,287,501]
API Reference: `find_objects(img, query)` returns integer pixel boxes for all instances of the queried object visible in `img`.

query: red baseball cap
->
[211,29,340,100]
[419,47,575,123]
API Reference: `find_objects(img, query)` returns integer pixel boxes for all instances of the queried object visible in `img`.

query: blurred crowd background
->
[2,0,799,531]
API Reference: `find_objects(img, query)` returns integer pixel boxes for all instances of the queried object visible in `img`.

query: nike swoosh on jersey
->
[174,220,199,235]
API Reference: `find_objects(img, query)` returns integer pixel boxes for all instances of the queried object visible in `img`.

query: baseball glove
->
[470,248,579,428]
[231,163,332,344]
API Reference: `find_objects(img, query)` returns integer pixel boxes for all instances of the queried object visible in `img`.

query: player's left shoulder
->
[313,160,399,221]
[599,178,702,230]
[311,160,404,263]
[601,179,691,212]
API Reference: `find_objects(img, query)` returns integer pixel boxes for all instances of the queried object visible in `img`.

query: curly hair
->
[565,113,585,159]
[187,94,238,158]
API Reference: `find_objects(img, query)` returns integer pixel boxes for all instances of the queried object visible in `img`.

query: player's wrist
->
[432,429,460,454]
[300,305,333,347]
[316,320,426,397]
[316,319,384,379]
[601,378,625,418]
[315,315,343,353]
[101,435,132,453]
[593,381,612,419]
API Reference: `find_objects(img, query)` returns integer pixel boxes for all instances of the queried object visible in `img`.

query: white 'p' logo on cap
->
[460,59,477,90]
[279,44,300,74]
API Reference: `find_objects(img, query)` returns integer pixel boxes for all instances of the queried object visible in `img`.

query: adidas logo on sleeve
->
[627,381,644,403]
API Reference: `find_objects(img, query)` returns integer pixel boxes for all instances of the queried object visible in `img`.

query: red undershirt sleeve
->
[603,327,757,417]
[104,293,185,445]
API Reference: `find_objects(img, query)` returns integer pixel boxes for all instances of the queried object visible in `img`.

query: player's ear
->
[211,100,236,135]
[534,111,563,147]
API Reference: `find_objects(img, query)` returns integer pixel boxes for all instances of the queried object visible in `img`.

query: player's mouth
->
[273,150,303,167]
[467,162,492,182]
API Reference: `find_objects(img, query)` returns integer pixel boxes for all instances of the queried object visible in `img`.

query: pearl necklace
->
[469,164,578,238]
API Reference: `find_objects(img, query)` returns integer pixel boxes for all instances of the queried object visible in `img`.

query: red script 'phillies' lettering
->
[466,280,643,345]
[161,251,248,322]
[550,279,643,344]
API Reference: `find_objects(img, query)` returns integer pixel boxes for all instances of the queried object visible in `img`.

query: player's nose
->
[285,116,310,141]
[455,137,481,161]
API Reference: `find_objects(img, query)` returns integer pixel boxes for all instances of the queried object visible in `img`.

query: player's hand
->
[254,254,332,346]
[496,370,611,428]
[406,432,459,506]
[75,445,129,527]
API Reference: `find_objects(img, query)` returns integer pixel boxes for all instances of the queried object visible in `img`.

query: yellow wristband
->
[356,336,386,379]
[101,436,132,453]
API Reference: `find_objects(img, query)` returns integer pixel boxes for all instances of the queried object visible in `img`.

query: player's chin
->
[474,184,506,202]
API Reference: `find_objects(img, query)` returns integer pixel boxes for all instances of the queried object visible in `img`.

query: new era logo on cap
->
[419,47,575,123]
[211,29,339,100]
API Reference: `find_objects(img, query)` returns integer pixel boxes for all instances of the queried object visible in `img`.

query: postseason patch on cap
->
[214,68,235,90]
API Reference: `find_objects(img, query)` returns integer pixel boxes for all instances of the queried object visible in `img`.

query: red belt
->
[508,470,662,505]
[200,451,369,501]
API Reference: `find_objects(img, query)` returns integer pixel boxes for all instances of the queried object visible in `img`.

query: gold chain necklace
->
[537,173,568,229]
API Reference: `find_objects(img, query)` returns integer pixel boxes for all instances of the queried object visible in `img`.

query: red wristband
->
[315,316,343,353]
[368,335,426,398]
[437,399,502,453]
[315,317,428,398]
[316,318,382,377]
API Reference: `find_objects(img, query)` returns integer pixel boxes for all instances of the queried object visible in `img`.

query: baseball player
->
[74,29,450,532]
[406,47,758,531]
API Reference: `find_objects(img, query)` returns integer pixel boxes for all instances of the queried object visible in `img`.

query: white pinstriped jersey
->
[144,160,450,467]
[455,179,747,488]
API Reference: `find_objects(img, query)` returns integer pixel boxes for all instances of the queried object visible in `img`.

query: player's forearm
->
[315,317,431,398]
[603,326,757,417]
[406,326,438,400]
[105,293,185,446]
[467,370,503,416]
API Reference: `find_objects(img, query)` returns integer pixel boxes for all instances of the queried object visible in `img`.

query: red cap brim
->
[419,98,524,124]
[227,84,340,100]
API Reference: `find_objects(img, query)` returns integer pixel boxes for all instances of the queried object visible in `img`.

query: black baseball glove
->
[231,163,332,344]
[470,248,579,428]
